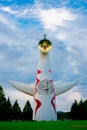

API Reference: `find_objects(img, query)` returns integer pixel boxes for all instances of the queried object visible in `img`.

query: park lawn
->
[0,120,87,130]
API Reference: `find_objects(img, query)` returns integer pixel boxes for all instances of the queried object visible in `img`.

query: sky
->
[0,0,87,112]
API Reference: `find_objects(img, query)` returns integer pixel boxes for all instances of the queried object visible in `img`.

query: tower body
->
[33,51,57,121]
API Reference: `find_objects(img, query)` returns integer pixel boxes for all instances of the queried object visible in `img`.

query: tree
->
[57,111,70,120]
[70,99,87,120]
[12,100,22,120]
[78,99,84,120]
[22,100,33,121]
[0,86,7,120]
[5,97,12,120]
[83,100,87,120]
[70,100,78,120]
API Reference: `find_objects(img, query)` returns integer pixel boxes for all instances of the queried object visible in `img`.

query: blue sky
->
[0,0,87,111]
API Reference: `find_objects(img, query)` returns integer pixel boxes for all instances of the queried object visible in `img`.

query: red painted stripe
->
[37,69,42,74]
[35,77,40,87]
[34,98,41,117]
[51,94,56,113]
[49,80,53,83]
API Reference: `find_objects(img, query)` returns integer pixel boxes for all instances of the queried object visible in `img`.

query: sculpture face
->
[38,39,52,53]
[37,79,53,95]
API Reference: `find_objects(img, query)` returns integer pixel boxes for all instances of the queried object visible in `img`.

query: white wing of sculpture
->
[9,80,79,97]
[54,80,79,96]
[8,80,34,96]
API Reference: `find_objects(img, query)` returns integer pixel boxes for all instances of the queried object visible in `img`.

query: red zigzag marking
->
[35,77,40,87]
[34,77,40,95]
[50,80,53,83]
[37,69,42,74]
[35,69,41,88]
[34,70,41,117]
[34,98,41,117]
[51,94,56,113]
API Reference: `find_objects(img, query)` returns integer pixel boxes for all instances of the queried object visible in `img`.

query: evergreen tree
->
[70,100,78,120]
[22,100,33,121]
[0,86,7,120]
[12,100,22,120]
[5,97,12,120]
[70,99,87,120]
[78,99,84,120]
[83,100,87,120]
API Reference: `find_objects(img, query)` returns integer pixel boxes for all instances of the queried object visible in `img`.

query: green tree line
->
[0,85,32,121]
[57,99,87,120]
[70,99,87,120]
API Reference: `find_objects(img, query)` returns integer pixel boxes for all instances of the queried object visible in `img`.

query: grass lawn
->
[0,120,87,130]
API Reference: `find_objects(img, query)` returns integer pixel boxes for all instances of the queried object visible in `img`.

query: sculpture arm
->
[54,80,79,96]
[8,80,34,96]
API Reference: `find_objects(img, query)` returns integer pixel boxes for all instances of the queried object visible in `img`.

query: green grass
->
[0,120,87,130]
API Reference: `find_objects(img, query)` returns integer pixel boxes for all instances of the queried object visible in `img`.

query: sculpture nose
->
[44,84,48,89]
[43,42,47,50]
[45,86,48,89]
[44,45,46,49]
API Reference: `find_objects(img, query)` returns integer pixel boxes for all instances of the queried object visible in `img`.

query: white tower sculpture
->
[9,36,79,121]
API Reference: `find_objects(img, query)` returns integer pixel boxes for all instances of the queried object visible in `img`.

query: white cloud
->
[1,6,76,32]
[56,87,84,112]
[56,33,67,40]
[37,8,76,31]
[0,13,11,26]
[67,92,82,102]
[0,13,17,30]
[0,6,18,14]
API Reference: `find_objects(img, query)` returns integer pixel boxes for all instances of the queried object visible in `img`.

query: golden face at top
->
[38,39,52,53]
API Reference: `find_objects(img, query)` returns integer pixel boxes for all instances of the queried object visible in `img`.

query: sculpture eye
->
[43,85,45,88]
[47,81,49,85]
[41,44,43,48]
